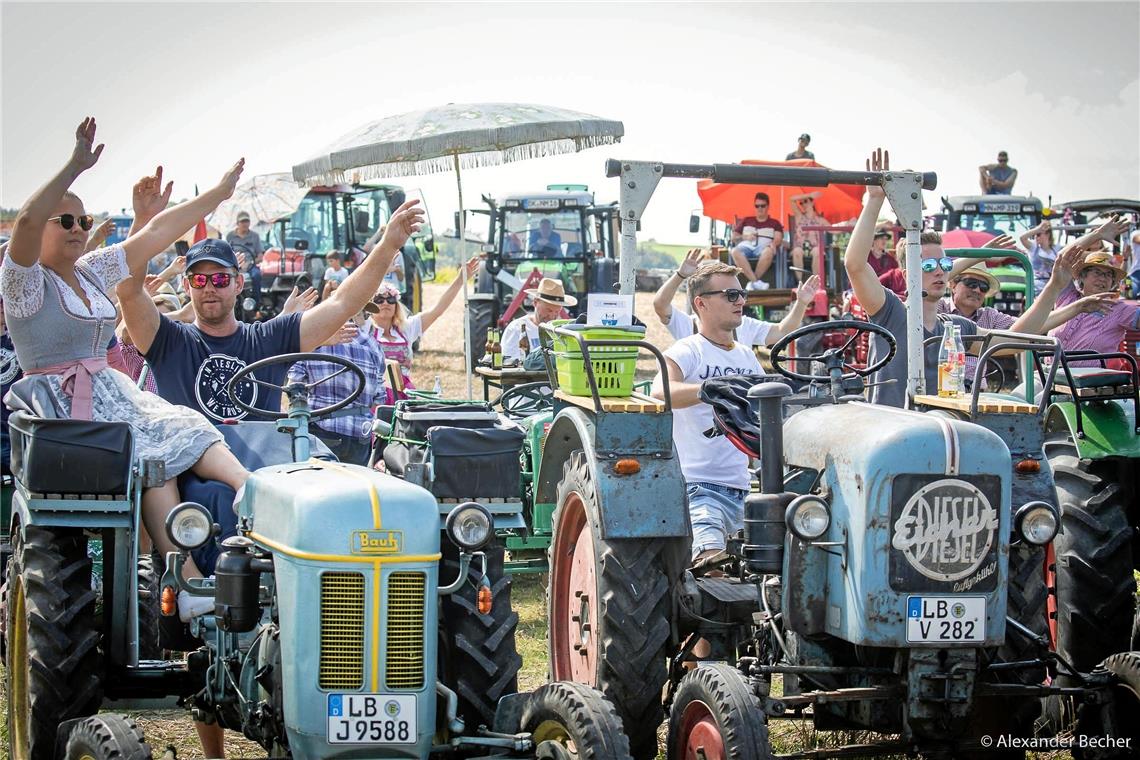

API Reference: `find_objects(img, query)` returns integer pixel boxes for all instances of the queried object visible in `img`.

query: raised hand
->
[321,321,358,346]
[143,274,164,296]
[983,234,1017,251]
[70,117,105,172]
[378,200,425,252]
[133,166,174,222]
[1092,213,1128,242]
[462,255,482,279]
[797,274,822,304]
[282,285,318,315]
[1053,244,1086,286]
[88,218,116,247]
[866,148,889,201]
[216,158,246,199]
[679,247,705,278]
[1071,292,1118,315]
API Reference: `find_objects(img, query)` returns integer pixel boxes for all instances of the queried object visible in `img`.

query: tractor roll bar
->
[603,159,937,191]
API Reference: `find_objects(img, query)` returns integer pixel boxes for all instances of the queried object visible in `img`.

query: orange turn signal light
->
[1015,459,1041,474]
[161,586,177,617]
[477,582,493,615]
[614,458,641,476]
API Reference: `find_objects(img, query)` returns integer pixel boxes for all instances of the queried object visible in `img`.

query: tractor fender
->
[535,407,689,540]
[1045,399,1140,460]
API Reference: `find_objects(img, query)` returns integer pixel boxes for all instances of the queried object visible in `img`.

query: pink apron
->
[371,324,416,404]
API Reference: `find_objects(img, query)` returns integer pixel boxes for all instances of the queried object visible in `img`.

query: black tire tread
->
[521,681,634,760]
[64,714,153,760]
[666,662,773,760]
[551,451,680,760]
[1045,438,1136,681]
[136,552,161,660]
[6,524,104,760]
[441,540,521,729]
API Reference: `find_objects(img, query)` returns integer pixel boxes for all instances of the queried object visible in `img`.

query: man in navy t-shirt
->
[117,200,426,422]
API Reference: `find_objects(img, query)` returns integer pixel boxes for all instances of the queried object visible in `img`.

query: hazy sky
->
[3,2,1138,243]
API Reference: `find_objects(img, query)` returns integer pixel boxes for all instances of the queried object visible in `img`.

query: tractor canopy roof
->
[498,190,596,211]
[1050,198,1140,216]
[942,194,1043,212]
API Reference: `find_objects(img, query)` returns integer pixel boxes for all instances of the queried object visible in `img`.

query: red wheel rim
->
[1044,542,1058,651]
[550,491,598,684]
[674,700,726,760]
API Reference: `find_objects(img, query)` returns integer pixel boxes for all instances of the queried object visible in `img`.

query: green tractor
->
[3,354,633,760]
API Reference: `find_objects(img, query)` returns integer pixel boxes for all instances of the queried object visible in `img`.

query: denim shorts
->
[686,481,748,558]
[734,240,763,260]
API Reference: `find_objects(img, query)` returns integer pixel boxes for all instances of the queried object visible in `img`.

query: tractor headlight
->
[446,502,493,551]
[1015,501,1058,545]
[785,495,831,541]
[166,502,214,551]
[242,297,257,312]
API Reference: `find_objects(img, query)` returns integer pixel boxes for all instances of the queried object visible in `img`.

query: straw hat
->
[1075,250,1126,280]
[951,265,1001,295]
[525,277,577,307]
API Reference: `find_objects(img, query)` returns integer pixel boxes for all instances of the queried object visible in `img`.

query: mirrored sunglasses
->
[920,257,954,273]
[186,272,234,289]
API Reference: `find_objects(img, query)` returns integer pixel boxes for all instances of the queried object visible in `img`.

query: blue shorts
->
[734,240,764,260]
[686,481,747,558]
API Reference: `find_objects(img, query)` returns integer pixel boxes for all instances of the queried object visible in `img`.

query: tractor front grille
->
[319,572,365,690]
[385,572,426,689]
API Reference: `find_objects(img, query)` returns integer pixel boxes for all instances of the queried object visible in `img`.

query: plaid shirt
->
[287,332,387,439]
[937,300,1015,387]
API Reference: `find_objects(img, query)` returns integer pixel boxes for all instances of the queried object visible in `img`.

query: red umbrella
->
[696,158,865,229]
[941,229,995,248]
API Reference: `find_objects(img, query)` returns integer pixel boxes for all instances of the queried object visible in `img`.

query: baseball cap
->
[185,239,239,270]
[799,133,811,142]
[873,230,891,240]
[236,210,251,222]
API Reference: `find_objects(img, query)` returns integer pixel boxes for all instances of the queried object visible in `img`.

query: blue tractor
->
[3,352,632,760]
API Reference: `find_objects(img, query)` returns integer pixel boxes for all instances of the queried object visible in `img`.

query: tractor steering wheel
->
[225,352,366,420]
[769,319,896,383]
[494,381,553,421]
[283,227,312,249]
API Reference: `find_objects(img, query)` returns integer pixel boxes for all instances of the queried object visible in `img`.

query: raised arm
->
[121,159,244,278]
[765,275,820,343]
[947,234,1018,279]
[844,149,889,316]
[85,218,116,253]
[6,117,104,268]
[418,256,480,332]
[1010,245,1085,334]
[298,200,424,351]
[654,248,703,323]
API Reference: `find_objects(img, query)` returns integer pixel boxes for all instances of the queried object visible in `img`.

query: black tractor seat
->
[1053,366,1136,398]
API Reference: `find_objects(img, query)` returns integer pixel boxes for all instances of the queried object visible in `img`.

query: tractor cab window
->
[501,210,585,259]
[955,213,1037,237]
[269,193,338,254]
[350,189,392,250]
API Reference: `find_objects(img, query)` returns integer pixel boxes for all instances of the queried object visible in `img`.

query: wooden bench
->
[554,390,668,413]
[913,393,1038,415]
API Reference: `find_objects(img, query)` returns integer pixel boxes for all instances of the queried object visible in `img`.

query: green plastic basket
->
[549,324,644,397]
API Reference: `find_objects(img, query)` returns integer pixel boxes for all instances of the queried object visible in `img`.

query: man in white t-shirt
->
[651,260,763,561]
[653,247,821,346]
[501,277,573,362]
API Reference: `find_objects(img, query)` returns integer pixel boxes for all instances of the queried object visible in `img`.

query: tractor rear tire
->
[1046,438,1136,685]
[667,662,773,760]
[6,524,104,760]
[521,681,634,760]
[63,715,153,760]
[1071,652,1140,759]
[549,451,687,760]
[440,540,521,730]
[136,552,161,660]
[998,542,1050,675]
[467,298,494,371]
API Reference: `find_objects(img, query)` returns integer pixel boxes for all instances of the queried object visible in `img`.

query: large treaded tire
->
[998,542,1050,675]
[6,524,104,760]
[667,663,773,760]
[136,552,161,660]
[1071,652,1140,759]
[1045,438,1136,684]
[549,451,688,760]
[63,714,153,760]
[440,539,521,730]
[521,681,634,760]
[467,298,494,371]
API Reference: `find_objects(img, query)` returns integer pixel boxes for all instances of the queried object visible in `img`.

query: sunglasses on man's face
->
[920,257,954,273]
[755,203,768,209]
[186,272,234,289]
[48,214,95,232]
[699,288,747,303]
[959,278,991,293]
[373,295,400,305]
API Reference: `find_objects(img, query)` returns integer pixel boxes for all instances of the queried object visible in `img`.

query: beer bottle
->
[491,328,502,369]
[519,329,531,358]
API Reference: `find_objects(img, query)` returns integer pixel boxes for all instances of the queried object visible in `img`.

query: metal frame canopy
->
[606,159,937,400]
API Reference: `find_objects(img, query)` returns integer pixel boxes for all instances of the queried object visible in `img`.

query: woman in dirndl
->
[0,118,249,620]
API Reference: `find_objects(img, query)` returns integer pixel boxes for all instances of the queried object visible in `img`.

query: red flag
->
[192,184,208,242]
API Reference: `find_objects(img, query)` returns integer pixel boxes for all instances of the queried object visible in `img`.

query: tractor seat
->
[1053,367,1136,398]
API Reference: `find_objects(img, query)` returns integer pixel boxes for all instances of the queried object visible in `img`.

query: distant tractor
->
[466,186,621,367]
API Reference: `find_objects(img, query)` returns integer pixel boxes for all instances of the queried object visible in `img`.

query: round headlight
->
[446,502,493,551]
[166,502,214,551]
[786,495,830,541]
[1016,501,1058,545]
[242,297,257,312]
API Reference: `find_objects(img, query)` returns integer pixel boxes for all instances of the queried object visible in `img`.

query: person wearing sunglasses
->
[0,119,252,623]
[651,260,765,563]
[978,150,1017,195]
[366,255,481,402]
[729,191,784,291]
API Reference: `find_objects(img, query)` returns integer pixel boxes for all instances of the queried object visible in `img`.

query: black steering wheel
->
[225,352,366,420]
[494,381,553,421]
[283,227,312,249]
[769,319,896,383]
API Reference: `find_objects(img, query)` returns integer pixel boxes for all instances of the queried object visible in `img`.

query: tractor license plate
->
[906,596,985,643]
[327,694,416,744]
